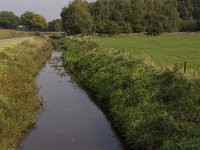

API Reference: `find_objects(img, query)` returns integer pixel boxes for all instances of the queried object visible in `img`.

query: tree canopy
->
[0,11,48,31]
[31,14,48,31]
[61,0,93,35]
[0,11,19,29]
[20,11,35,30]
[48,19,62,32]
[61,0,200,35]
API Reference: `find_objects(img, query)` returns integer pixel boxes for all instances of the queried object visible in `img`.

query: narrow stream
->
[19,51,123,150]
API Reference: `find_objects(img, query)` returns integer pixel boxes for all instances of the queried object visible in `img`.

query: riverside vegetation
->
[0,32,52,150]
[59,37,200,149]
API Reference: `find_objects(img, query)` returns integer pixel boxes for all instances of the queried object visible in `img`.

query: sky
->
[0,0,93,21]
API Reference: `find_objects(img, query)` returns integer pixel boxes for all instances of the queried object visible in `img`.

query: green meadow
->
[94,34,200,72]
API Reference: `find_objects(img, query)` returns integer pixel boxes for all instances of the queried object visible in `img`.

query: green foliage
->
[192,0,200,20]
[20,12,47,31]
[31,14,48,31]
[60,0,200,35]
[0,11,19,29]
[61,38,200,149]
[179,18,198,31]
[177,0,193,20]
[48,19,62,32]
[146,14,167,36]
[130,0,146,32]
[61,0,93,35]
[20,11,35,30]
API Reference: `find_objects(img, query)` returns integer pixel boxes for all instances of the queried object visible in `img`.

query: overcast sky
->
[0,0,94,21]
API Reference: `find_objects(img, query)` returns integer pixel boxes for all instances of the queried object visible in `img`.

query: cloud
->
[0,0,94,21]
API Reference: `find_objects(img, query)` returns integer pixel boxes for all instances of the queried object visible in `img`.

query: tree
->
[0,11,19,29]
[162,0,179,31]
[191,0,200,20]
[130,0,146,32]
[177,0,193,20]
[61,0,93,35]
[103,20,120,35]
[31,14,48,31]
[89,0,110,33]
[20,11,35,30]
[60,0,199,35]
[146,13,167,35]
[48,19,62,32]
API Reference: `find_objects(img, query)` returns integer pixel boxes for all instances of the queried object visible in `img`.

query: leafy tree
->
[0,11,19,29]
[48,19,62,32]
[61,0,93,35]
[162,0,179,31]
[146,14,167,35]
[120,22,132,33]
[20,11,34,30]
[60,0,199,35]
[130,0,146,32]
[90,0,110,23]
[191,0,200,20]
[145,0,179,33]
[31,14,48,31]
[89,0,110,33]
[177,0,193,20]
[104,20,120,35]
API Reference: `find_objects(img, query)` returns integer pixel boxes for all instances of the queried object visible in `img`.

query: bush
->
[132,24,145,33]
[179,19,198,31]
[146,14,166,36]
[120,22,132,33]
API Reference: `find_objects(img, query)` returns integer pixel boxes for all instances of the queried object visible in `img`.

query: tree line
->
[0,11,62,32]
[61,0,200,35]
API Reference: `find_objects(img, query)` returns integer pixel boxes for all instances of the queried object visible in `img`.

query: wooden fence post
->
[184,61,187,73]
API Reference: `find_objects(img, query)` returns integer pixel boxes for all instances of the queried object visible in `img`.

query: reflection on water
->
[19,51,123,150]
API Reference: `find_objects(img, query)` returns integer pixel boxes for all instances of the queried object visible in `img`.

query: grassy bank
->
[0,37,52,150]
[0,30,34,39]
[94,34,200,71]
[60,38,200,149]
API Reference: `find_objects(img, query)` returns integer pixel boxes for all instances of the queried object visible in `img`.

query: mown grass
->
[0,29,34,40]
[60,38,200,149]
[94,34,200,72]
[0,36,52,150]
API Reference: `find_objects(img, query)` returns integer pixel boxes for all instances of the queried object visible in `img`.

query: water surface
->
[19,51,122,150]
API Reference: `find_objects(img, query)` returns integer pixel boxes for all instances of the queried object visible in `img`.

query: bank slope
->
[61,38,200,150]
[0,37,52,150]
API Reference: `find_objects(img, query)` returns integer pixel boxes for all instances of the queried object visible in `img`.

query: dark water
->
[19,51,122,150]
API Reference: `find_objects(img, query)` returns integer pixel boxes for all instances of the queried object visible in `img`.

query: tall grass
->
[60,38,200,149]
[0,37,52,150]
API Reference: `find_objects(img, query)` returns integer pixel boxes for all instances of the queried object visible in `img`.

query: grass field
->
[94,34,200,71]
[0,29,34,39]
[0,36,51,150]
